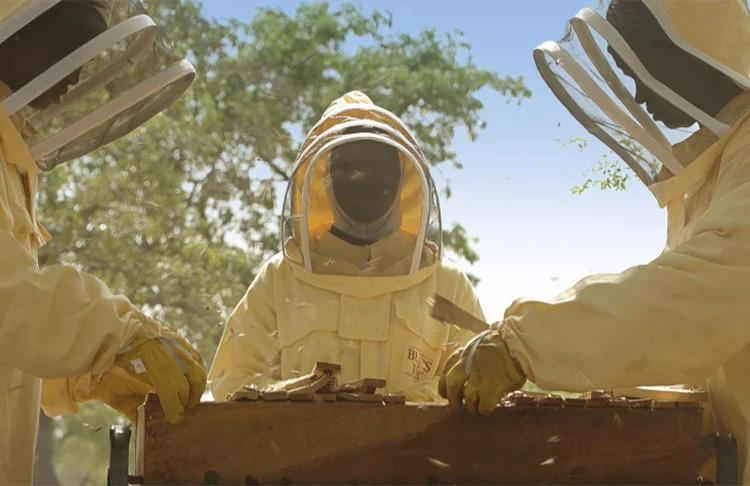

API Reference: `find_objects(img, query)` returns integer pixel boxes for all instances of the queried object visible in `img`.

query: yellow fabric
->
[208,243,482,402]
[500,92,750,480]
[288,249,439,299]
[0,85,166,483]
[305,230,435,277]
[439,328,525,415]
[321,91,375,115]
[89,322,206,424]
[650,93,750,251]
[288,91,431,273]
[302,91,422,156]
[653,0,750,85]
[651,92,750,210]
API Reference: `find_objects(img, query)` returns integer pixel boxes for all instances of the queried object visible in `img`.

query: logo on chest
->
[405,346,434,382]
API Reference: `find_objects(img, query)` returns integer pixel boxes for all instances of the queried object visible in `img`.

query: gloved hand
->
[90,318,207,424]
[438,327,525,415]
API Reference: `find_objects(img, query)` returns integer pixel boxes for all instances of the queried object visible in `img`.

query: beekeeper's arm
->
[0,231,207,422]
[502,141,750,391]
[208,260,280,402]
[0,231,144,378]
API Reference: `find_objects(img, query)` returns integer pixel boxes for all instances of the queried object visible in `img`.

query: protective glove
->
[90,319,206,424]
[438,326,525,415]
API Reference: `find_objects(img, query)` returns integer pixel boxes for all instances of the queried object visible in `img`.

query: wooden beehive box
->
[133,394,704,484]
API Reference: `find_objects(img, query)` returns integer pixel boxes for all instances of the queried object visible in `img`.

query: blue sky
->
[202,0,666,321]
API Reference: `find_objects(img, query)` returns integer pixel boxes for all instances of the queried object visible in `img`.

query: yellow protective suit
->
[503,1,750,480]
[0,82,152,483]
[209,92,481,402]
[209,235,480,402]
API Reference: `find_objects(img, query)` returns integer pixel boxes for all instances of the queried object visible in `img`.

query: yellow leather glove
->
[438,327,525,415]
[91,320,206,424]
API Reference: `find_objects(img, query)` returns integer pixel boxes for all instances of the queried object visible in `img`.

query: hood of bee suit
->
[281,91,443,286]
[644,0,750,207]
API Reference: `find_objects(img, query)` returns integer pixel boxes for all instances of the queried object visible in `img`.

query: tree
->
[35,1,530,483]
[559,137,633,195]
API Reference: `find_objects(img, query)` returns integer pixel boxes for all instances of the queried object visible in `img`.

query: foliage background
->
[33,1,530,483]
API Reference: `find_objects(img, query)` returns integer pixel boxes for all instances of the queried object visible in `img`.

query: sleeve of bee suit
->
[0,232,144,383]
[500,126,750,391]
[0,113,147,416]
[208,256,281,402]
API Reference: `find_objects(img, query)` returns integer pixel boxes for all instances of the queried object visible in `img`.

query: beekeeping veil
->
[0,0,195,171]
[281,91,442,277]
[533,0,750,207]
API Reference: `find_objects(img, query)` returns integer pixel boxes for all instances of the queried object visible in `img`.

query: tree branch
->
[260,158,291,181]
[185,167,217,209]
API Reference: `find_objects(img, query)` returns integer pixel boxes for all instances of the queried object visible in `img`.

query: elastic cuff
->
[498,317,536,383]
[499,338,526,389]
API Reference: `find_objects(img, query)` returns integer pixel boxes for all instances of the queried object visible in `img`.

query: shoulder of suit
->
[434,259,471,285]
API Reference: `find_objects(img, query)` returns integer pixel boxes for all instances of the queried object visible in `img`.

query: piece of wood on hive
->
[383,393,406,405]
[358,393,384,403]
[336,378,387,394]
[288,374,330,395]
[512,394,539,407]
[272,372,318,392]
[313,361,342,378]
[539,395,564,407]
[613,386,708,403]
[628,398,654,409]
[609,397,632,408]
[261,390,289,401]
[228,388,259,402]
[585,398,610,408]
[337,392,360,402]
[503,391,523,405]
[499,397,515,408]
[584,391,612,408]
[313,361,342,392]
